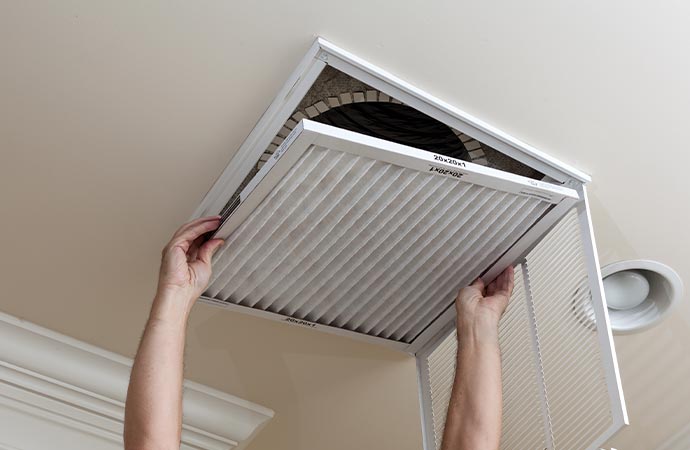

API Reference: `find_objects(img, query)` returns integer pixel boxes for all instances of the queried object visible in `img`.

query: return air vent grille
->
[525,208,613,449]
[425,263,547,450]
[422,208,616,450]
[204,121,575,344]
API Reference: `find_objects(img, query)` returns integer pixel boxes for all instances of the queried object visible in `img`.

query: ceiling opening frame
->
[190,37,626,447]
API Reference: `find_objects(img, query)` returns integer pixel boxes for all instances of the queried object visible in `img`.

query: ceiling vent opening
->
[193,38,627,450]
[221,64,544,224]
[259,65,543,176]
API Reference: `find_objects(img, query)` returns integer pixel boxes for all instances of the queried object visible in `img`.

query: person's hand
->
[156,216,225,308]
[455,266,515,337]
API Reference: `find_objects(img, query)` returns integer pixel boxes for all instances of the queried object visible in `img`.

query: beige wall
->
[2,1,689,449]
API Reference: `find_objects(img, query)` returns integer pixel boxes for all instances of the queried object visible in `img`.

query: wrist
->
[150,290,195,327]
[155,282,199,301]
[457,313,500,345]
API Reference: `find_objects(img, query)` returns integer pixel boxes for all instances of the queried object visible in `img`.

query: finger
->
[169,219,221,252]
[197,238,225,264]
[172,216,221,243]
[486,267,506,297]
[188,235,205,261]
[171,216,221,241]
[470,277,483,288]
[486,280,497,297]
[504,266,515,296]
[458,277,485,300]
[495,266,515,297]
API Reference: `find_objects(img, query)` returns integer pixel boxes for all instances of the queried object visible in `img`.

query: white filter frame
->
[201,119,580,353]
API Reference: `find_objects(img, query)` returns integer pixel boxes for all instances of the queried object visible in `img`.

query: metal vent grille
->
[422,208,616,450]
[525,208,613,449]
[204,123,563,343]
[425,264,548,450]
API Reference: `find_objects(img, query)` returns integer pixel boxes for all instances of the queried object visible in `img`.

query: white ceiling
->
[1,2,689,449]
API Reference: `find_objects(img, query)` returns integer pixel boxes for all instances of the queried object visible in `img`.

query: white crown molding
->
[0,311,273,450]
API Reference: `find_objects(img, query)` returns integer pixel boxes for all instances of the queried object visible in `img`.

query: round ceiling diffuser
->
[602,260,684,334]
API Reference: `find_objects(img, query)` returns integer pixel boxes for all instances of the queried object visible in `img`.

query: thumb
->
[470,277,485,293]
[197,238,225,264]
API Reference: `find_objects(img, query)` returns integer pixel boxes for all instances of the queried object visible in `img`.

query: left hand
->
[157,216,225,305]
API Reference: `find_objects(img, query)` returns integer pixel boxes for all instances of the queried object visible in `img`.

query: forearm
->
[441,317,503,450]
[124,292,192,450]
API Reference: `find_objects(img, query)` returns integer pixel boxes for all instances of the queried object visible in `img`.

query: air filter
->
[204,119,578,346]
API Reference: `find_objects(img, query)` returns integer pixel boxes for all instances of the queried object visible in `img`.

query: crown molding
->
[0,311,273,450]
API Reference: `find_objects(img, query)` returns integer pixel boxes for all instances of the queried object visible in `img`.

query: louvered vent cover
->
[420,208,618,450]
[204,120,578,345]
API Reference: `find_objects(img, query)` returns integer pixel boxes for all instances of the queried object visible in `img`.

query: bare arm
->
[124,216,224,450]
[440,266,514,450]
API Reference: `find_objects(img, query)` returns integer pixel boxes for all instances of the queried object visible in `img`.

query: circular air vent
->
[602,260,684,334]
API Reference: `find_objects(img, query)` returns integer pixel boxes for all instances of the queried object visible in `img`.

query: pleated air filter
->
[203,119,578,346]
[193,38,627,450]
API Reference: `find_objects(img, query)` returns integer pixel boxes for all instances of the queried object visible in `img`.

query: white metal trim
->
[186,39,627,450]
[192,40,327,219]
[576,185,629,450]
[198,296,409,352]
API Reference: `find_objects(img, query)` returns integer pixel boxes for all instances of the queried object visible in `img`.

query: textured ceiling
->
[1,2,689,450]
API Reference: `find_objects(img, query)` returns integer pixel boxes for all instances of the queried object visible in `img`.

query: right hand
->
[455,266,515,334]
